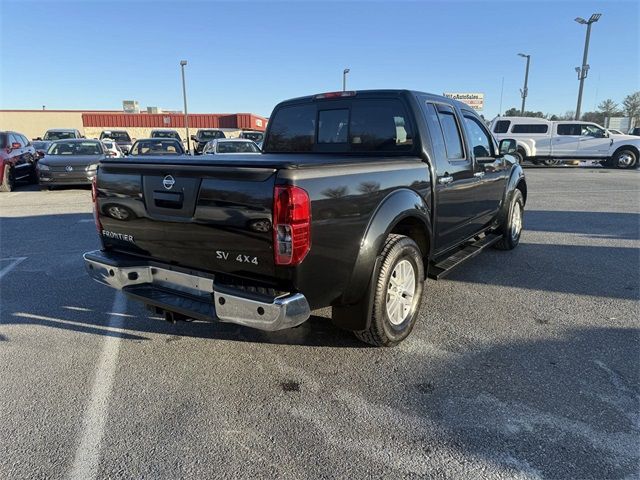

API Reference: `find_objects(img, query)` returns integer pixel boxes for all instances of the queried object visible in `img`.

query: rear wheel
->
[0,166,15,192]
[353,234,425,347]
[611,149,637,169]
[494,189,524,251]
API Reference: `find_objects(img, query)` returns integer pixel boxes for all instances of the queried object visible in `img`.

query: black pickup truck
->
[84,90,526,346]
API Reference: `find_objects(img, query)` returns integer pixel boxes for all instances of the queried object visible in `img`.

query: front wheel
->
[611,149,637,169]
[494,189,524,251]
[514,148,526,165]
[353,234,425,347]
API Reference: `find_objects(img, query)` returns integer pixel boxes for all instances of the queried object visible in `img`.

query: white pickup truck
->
[490,117,640,169]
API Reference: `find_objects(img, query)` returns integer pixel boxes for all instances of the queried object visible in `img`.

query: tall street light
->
[574,13,602,120]
[518,53,531,115]
[343,68,350,92]
[180,60,192,155]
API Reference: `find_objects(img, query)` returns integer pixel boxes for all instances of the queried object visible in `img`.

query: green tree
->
[597,98,620,117]
[503,107,545,118]
[622,92,640,123]
[581,111,605,125]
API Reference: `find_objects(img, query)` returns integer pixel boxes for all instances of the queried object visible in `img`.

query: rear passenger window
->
[511,124,548,134]
[318,109,348,143]
[350,100,413,152]
[493,120,511,134]
[264,104,316,152]
[557,124,582,136]
[434,105,465,160]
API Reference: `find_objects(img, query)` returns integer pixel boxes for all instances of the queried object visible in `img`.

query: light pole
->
[342,68,350,91]
[518,53,530,115]
[574,13,601,120]
[180,60,191,155]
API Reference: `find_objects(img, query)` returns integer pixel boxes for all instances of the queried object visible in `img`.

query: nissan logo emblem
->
[65,165,73,172]
[163,175,175,190]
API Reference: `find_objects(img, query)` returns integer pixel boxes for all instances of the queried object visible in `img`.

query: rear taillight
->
[313,91,356,100]
[273,185,311,265]
[91,176,102,234]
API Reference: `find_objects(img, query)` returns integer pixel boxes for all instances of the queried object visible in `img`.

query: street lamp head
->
[343,68,350,74]
[574,17,587,24]
[517,53,529,58]
[589,13,602,23]
[180,60,187,66]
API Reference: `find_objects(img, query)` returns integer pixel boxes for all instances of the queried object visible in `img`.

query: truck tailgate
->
[96,160,277,279]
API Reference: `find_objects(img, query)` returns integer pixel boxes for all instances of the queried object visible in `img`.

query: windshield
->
[100,131,131,142]
[241,132,264,142]
[44,131,76,140]
[198,130,225,140]
[131,139,184,155]
[152,131,180,140]
[217,141,260,153]
[48,141,102,155]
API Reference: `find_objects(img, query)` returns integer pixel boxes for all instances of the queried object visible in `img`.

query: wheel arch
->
[342,188,431,305]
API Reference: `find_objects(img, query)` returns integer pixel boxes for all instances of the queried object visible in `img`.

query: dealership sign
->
[443,92,484,111]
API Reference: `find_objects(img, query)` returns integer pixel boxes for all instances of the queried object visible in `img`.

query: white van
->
[490,117,640,169]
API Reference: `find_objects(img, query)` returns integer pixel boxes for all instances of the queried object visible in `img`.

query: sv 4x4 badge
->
[216,250,259,265]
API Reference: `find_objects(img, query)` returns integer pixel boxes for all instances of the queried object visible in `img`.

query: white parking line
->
[0,257,27,280]
[68,292,127,480]
[78,219,95,223]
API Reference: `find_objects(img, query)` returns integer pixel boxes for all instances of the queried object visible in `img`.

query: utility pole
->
[574,13,602,120]
[518,53,530,115]
[180,60,191,155]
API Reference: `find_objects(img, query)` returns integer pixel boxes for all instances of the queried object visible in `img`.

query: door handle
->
[473,172,485,178]
[438,176,453,185]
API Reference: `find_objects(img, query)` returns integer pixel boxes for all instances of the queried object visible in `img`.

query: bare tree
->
[597,99,620,117]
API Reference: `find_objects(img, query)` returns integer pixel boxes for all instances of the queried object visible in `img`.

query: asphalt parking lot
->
[0,167,638,479]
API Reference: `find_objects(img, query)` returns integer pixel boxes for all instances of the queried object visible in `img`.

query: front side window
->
[581,124,606,137]
[264,104,316,152]
[493,120,511,134]
[557,124,582,136]
[318,109,348,144]
[511,124,548,134]
[464,115,493,158]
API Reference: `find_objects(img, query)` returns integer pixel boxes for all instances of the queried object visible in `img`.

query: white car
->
[101,139,124,158]
[202,138,261,155]
[490,117,640,169]
[607,129,624,135]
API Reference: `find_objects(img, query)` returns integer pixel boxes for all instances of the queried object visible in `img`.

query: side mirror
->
[34,137,42,141]
[190,135,197,141]
[499,138,517,156]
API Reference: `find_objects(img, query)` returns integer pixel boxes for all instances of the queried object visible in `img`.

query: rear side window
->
[265,104,316,152]
[512,124,548,134]
[557,124,582,136]
[493,120,511,134]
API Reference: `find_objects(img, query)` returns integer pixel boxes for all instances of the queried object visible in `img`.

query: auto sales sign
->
[443,92,484,111]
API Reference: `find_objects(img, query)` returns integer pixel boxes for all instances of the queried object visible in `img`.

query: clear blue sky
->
[1,0,638,118]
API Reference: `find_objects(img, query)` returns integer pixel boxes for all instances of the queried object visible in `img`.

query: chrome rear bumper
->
[83,250,310,331]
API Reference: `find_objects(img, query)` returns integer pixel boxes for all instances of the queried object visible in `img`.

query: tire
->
[610,148,638,169]
[494,189,524,250]
[0,165,15,192]
[514,148,526,165]
[353,234,425,347]
[542,158,557,166]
